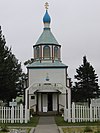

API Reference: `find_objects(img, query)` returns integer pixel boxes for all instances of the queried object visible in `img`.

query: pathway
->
[33,116,59,133]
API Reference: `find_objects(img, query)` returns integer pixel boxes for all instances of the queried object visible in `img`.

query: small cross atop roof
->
[45,2,49,10]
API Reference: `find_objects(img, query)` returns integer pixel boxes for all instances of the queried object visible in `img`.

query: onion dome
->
[43,10,51,24]
[35,3,59,45]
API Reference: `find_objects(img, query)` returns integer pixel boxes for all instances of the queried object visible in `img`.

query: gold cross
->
[45,2,49,10]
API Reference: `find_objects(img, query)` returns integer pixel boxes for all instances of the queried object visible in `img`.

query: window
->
[54,46,58,59]
[31,96,35,99]
[36,46,39,58]
[43,45,50,58]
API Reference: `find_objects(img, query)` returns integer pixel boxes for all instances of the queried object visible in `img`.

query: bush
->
[84,126,93,132]
[60,108,64,113]
[95,131,100,133]
[30,108,34,116]
[1,124,9,132]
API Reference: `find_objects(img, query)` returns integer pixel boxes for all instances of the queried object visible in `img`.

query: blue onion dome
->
[43,10,51,23]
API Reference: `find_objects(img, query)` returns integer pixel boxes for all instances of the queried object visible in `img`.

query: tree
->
[0,26,22,103]
[16,73,28,96]
[72,56,99,104]
[24,58,34,66]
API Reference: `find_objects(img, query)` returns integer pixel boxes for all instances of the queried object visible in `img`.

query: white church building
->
[25,3,71,115]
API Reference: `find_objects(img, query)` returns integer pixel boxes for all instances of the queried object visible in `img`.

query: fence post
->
[1,107,3,123]
[68,88,71,122]
[25,105,29,123]
[90,104,92,122]
[64,108,67,121]
[4,107,6,123]
[68,107,71,122]
[11,106,14,123]
[20,104,23,123]
[25,105,27,123]
[72,102,75,123]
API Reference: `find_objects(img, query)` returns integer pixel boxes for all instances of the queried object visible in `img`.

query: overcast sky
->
[0,0,100,84]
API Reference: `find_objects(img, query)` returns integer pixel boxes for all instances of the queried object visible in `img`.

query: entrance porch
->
[36,92,60,114]
[25,82,71,115]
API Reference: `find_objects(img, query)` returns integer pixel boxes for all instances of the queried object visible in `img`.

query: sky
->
[0,0,100,85]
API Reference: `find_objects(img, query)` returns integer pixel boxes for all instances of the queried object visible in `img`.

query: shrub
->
[30,108,34,116]
[60,108,64,113]
[84,126,93,132]
[1,124,9,132]
[95,131,100,133]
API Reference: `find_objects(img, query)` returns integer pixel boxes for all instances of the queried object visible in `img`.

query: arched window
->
[36,46,39,58]
[43,45,50,58]
[34,48,36,58]
[54,46,58,59]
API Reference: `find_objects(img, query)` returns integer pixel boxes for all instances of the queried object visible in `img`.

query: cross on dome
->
[43,2,51,24]
[45,2,49,10]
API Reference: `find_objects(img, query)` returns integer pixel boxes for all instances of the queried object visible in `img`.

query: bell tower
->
[33,2,61,63]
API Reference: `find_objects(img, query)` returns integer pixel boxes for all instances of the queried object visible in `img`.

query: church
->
[25,3,71,115]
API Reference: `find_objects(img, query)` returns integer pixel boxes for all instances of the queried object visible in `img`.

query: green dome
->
[36,28,59,45]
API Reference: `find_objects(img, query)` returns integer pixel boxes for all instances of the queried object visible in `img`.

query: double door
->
[42,93,53,112]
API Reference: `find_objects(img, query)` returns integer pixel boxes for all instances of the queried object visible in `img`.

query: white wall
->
[59,94,66,109]
[29,94,36,110]
[29,68,66,86]
[28,67,67,110]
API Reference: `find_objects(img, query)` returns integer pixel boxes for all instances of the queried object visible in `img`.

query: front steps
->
[37,111,59,116]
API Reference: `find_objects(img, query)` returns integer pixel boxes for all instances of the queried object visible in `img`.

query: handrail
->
[30,104,37,108]
[59,104,65,108]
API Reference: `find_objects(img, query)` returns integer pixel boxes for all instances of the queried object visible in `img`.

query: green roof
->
[36,28,59,45]
[27,61,67,68]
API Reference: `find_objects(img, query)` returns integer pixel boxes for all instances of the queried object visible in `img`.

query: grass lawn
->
[62,126,100,133]
[0,128,31,133]
[55,116,100,133]
[55,115,100,126]
[0,115,39,127]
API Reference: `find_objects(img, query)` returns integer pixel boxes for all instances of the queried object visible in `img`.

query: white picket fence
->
[0,104,30,123]
[64,102,100,123]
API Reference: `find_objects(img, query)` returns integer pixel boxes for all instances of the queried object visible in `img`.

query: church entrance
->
[37,92,59,113]
[48,93,52,111]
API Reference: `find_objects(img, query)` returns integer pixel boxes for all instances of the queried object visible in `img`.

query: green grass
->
[0,128,31,133]
[84,126,93,132]
[0,129,9,133]
[62,126,100,133]
[55,115,100,126]
[28,116,39,127]
[0,116,39,127]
